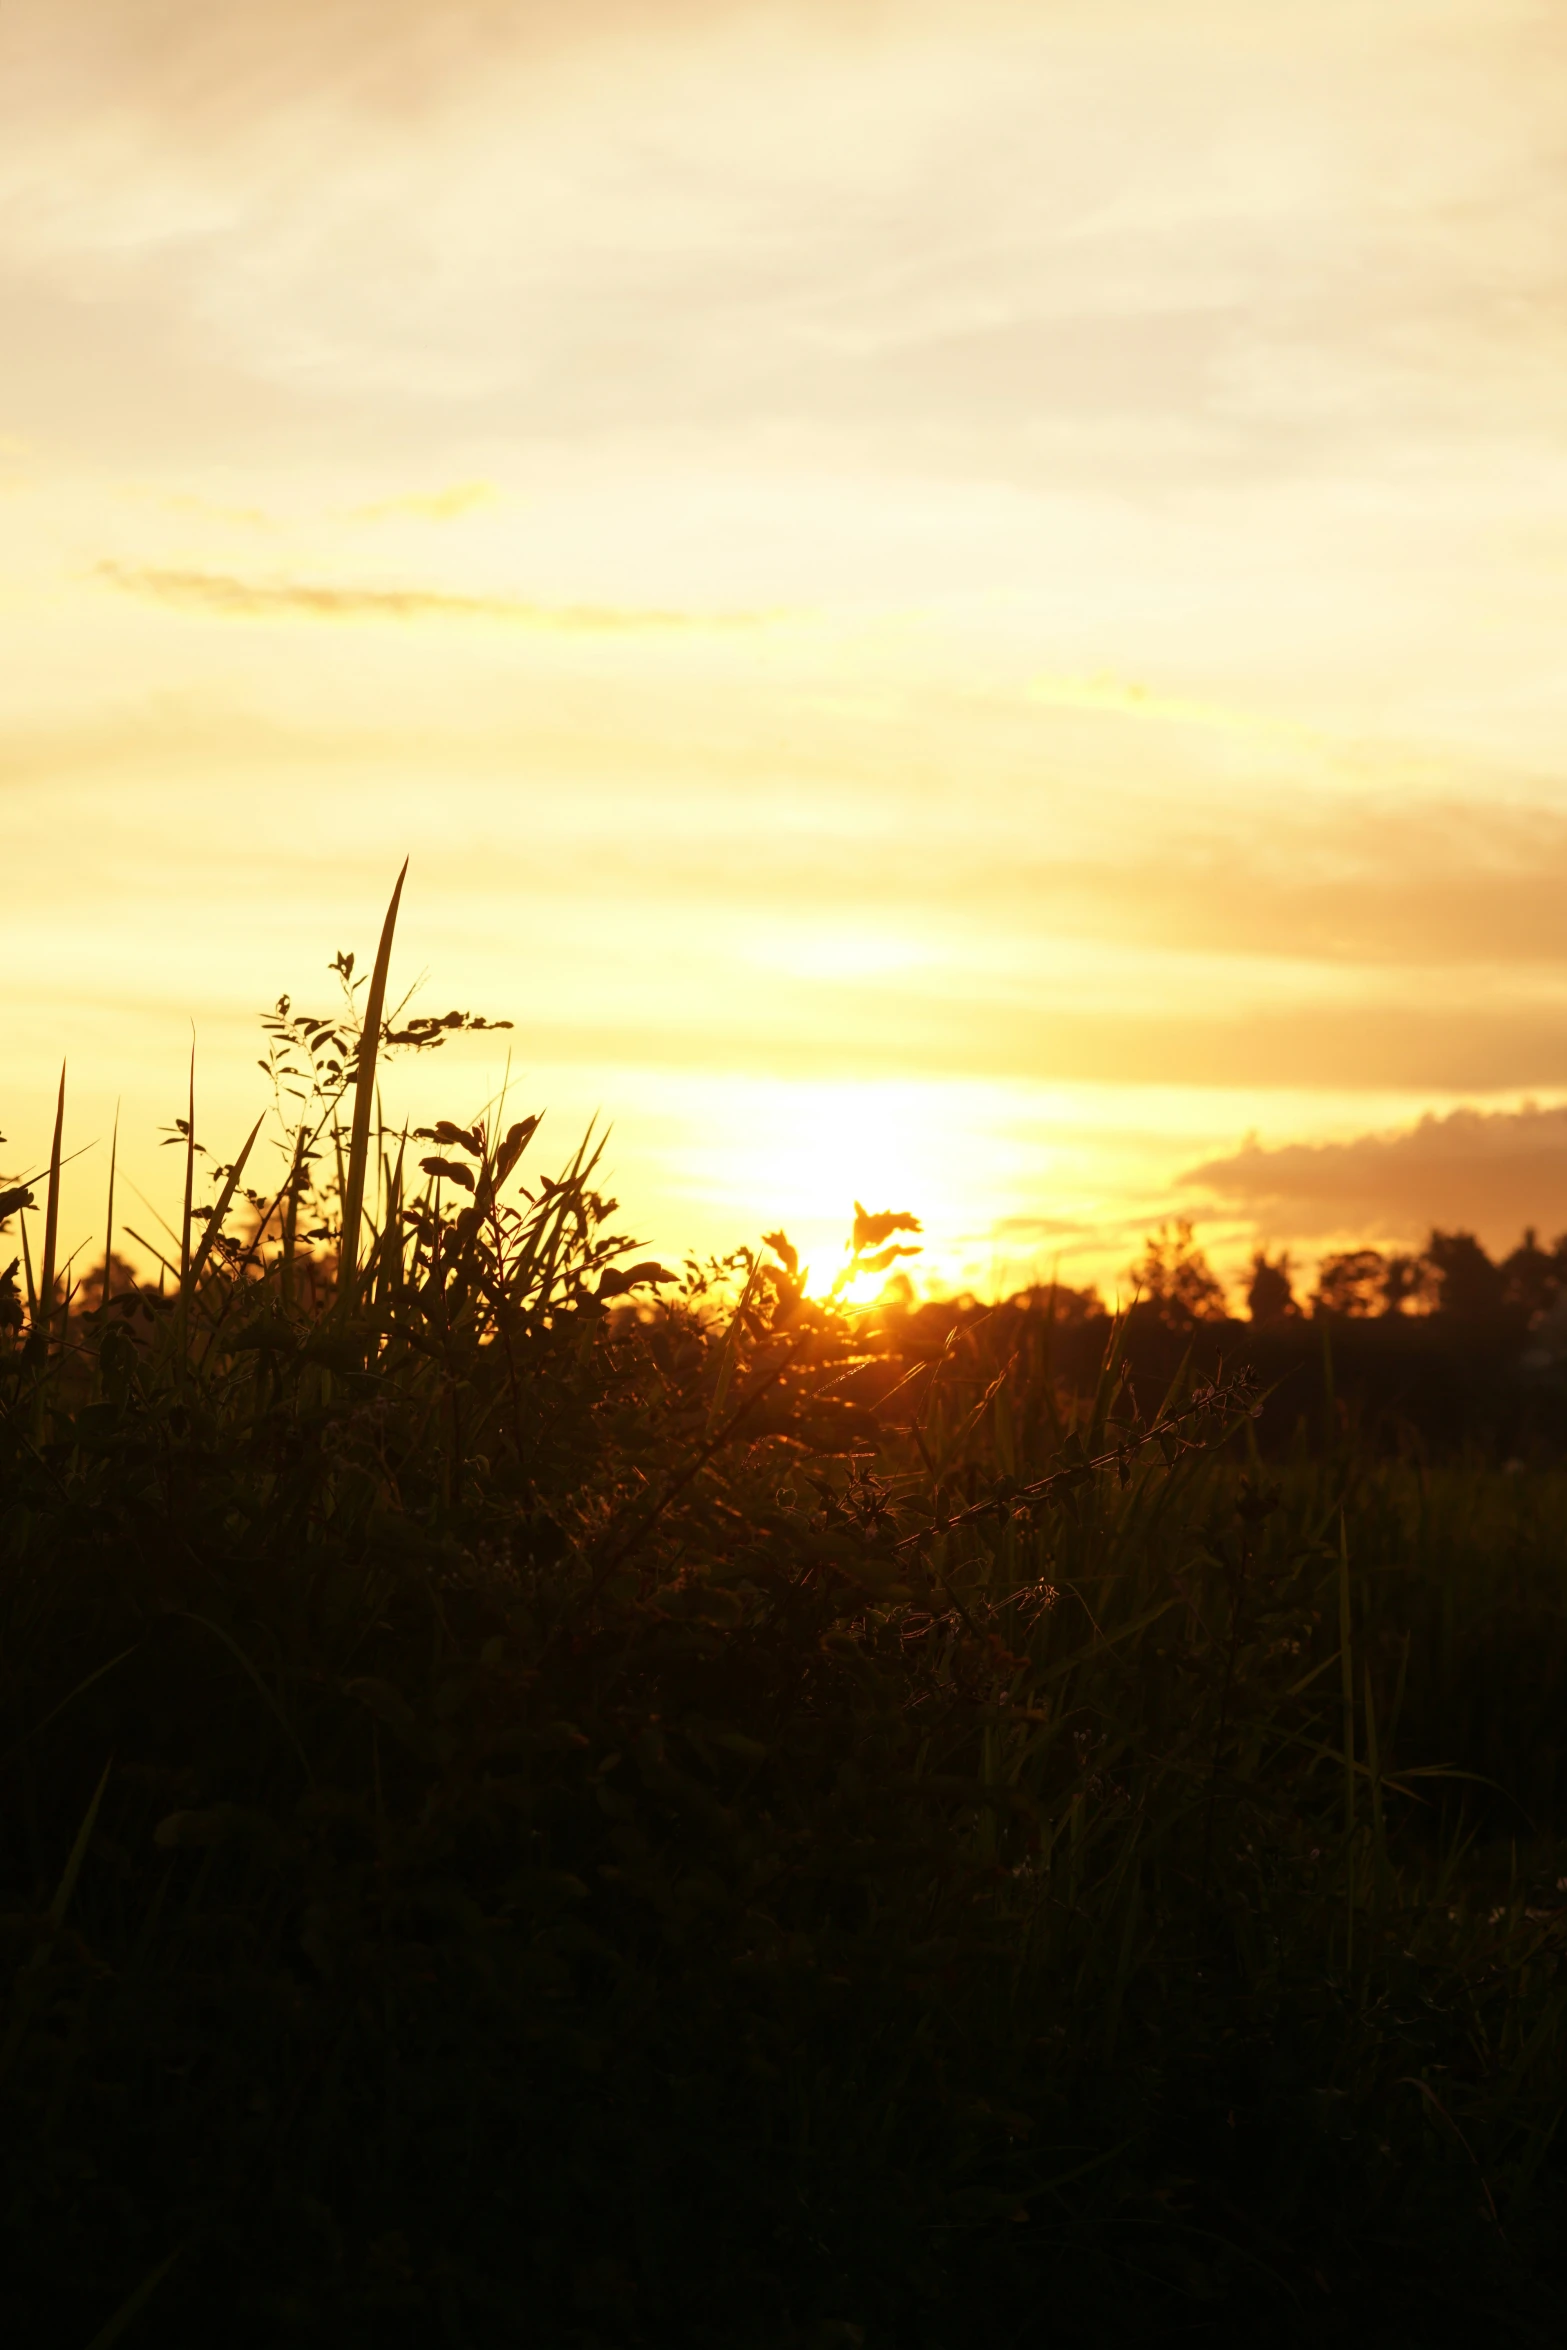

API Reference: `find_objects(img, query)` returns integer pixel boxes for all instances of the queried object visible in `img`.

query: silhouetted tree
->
[71,1251,140,1316]
[1423,1229,1506,1320]
[1007,1280,1104,1325]
[1501,1227,1561,1320]
[1312,1249,1386,1318]
[1381,1252,1430,1316]
[1128,1219,1228,1327]
[1246,1249,1299,1323]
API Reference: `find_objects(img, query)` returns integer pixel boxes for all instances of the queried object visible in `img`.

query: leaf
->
[419,1156,476,1191]
[857,1242,922,1275]
[597,1260,674,1299]
[762,1229,799,1277]
[852,1201,922,1253]
[493,1115,541,1185]
[417,1120,485,1156]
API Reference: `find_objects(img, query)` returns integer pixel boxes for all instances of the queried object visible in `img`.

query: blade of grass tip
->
[281,1127,305,1310]
[179,1039,195,1297]
[1083,1308,1130,1447]
[369,1131,402,1312]
[174,1039,196,1373]
[375,1082,389,1262]
[102,1099,119,1307]
[58,1249,84,1328]
[331,1115,347,1280]
[19,1207,36,1316]
[1151,1340,1196,1429]
[708,1252,764,1434]
[124,1228,180,1286]
[33,1060,65,1358]
[340,859,407,1316]
[184,1113,264,1300]
[121,1172,182,1249]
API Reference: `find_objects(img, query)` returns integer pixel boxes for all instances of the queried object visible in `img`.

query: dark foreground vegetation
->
[896,1277,1567,1469]
[4,887,1567,2346]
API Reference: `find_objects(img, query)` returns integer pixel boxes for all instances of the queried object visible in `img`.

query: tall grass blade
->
[339,859,407,1315]
[182,1114,264,1304]
[31,1061,65,1358]
[178,1042,195,1297]
[83,2244,184,2350]
[280,1127,306,1312]
[102,1099,119,1307]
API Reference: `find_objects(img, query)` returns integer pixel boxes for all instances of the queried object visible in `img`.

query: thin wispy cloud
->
[96,562,777,634]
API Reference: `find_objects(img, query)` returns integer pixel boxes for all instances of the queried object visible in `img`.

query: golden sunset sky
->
[7,0,1567,1298]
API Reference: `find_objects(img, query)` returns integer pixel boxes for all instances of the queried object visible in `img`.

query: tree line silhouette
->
[1128,1217,1567,1335]
[871,1217,1567,1459]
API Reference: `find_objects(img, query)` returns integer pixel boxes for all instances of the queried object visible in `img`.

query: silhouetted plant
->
[1127,1215,1229,1325]
[1424,1227,1510,1321]
[1312,1246,1390,1317]
[1500,1227,1567,1319]
[1246,1246,1299,1323]
[3,878,1567,2348]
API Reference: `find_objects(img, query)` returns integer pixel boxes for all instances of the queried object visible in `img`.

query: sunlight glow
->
[6,1,1567,1295]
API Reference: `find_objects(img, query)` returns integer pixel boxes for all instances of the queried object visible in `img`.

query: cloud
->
[1027,672,1319,747]
[1185,1102,1567,1249]
[989,798,1567,972]
[10,0,1567,502]
[95,561,775,633]
[497,790,1567,977]
[0,0,909,143]
[349,482,498,523]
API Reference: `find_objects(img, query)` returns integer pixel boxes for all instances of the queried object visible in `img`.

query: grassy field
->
[4,887,1567,2346]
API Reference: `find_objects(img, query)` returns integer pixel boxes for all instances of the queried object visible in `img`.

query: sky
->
[6,0,1567,1301]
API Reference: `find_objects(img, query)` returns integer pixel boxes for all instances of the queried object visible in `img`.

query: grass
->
[3,875,1567,2347]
